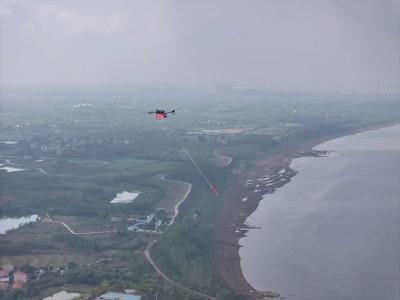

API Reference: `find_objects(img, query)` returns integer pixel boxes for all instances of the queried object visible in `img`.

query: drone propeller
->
[144,108,178,115]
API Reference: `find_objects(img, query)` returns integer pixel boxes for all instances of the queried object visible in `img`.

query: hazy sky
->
[1,0,399,91]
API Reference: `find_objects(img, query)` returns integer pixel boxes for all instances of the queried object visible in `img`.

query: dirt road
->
[144,240,217,300]
[44,213,116,235]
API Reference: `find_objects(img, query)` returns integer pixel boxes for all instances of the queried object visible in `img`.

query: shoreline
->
[213,121,399,300]
[214,148,298,299]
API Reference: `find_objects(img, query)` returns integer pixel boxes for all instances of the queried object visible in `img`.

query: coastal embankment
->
[214,151,296,299]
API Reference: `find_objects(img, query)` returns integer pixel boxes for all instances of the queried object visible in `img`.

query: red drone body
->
[155,113,167,119]
[146,108,219,197]
[147,109,175,120]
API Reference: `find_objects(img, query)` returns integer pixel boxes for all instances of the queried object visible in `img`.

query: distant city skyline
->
[1,0,399,91]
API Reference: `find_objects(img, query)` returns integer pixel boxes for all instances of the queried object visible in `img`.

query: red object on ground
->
[210,185,219,196]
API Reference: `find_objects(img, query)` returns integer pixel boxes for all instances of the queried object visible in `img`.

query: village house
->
[10,270,27,289]
[0,270,9,280]
[0,266,28,290]
[0,269,9,289]
[13,271,27,283]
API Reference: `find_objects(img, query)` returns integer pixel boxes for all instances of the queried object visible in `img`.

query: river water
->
[240,125,400,300]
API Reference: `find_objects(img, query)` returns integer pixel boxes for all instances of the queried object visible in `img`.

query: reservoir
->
[240,125,400,300]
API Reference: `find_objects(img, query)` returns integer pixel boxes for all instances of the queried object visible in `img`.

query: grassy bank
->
[151,163,238,300]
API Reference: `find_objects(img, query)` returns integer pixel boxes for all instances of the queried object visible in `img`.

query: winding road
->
[159,175,193,225]
[144,240,217,300]
[44,213,116,235]
[44,179,212,298]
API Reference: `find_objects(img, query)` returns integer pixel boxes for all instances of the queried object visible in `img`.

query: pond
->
[0,215,39,234]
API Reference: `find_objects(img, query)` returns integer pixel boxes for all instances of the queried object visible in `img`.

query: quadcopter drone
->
[146,109,176,120]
